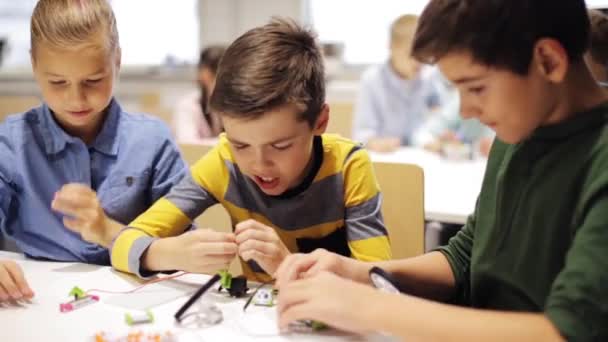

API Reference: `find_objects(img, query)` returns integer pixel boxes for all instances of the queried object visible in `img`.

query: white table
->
[369,148,487,225]
[0,251,395,342]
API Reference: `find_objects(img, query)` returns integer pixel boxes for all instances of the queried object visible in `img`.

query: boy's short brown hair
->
[588,9,608,66]
[210,18,325,127]
[412,0,590,75]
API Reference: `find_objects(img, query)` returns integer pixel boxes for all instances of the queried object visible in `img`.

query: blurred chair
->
[0,95,42,122]
[178,142,214,165]
[139,92,172,125]
[178,143,241,274]
[327,102,354,139]
[373,162,425,259]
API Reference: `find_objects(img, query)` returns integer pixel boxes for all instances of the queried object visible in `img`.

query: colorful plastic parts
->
[94,330,176,342]
[219,270,232,289]
[69,286,85,300]
[59,294,99,313]
[125,310,154,326]
[217,270,248,298]
[252,288,274,307]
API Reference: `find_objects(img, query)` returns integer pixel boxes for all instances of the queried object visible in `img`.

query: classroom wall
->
[0,0,358,134]
[199,0,305,46]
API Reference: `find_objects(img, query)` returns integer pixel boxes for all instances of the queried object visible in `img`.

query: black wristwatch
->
[369,266,404,294]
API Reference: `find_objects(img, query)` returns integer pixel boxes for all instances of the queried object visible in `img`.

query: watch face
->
[369,267,402,294]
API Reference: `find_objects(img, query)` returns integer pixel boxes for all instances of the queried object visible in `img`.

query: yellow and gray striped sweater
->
[111,134,391,279]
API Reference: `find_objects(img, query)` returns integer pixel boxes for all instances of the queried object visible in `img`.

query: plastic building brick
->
[125,310,154,326]
[69,286,86,300]
[252,288,274,307]
[217,270,248,298]
[60,295,99,313]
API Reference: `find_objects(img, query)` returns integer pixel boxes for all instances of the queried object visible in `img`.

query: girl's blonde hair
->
[390,14,419,48]
[30,0,119,56]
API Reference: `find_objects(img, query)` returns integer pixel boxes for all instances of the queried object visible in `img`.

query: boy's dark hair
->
[588,9,608,66]
[198,45,226,125]
[412,0,590,75]
[210,18,325,127]
[198,45,226,73]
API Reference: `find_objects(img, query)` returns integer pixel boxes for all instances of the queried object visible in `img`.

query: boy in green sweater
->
[275,0,608,340]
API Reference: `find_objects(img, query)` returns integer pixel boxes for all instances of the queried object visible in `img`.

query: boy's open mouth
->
[254,175,280,190]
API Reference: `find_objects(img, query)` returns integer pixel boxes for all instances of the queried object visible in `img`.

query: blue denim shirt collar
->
[38,97,121,156]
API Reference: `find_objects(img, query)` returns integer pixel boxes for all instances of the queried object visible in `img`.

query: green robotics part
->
[217,270,248,298]
[219,269,232,289]
[68,286,85,300]
[125,310,154,326]
[309,320,328,331]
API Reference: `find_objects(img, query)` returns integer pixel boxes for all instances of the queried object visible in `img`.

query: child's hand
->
[423,139,442,153]
[170,229,237,274]
[234,219,290,276]
[439,129,460,143]
[275,248,361,290]
[0,260,34,302]
[277,271,379,334]
[51,183,115,246]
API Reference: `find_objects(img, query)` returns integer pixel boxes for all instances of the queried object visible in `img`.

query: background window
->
[306,0,430,65]
[0,0,199,68]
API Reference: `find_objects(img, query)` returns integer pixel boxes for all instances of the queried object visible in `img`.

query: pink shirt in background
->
[173,90,222,143]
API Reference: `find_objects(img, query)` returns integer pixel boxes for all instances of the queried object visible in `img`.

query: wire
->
[242,280,273,312]
[85,272,189,295]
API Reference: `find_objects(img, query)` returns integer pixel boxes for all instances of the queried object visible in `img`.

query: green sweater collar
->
[530,101,608,141]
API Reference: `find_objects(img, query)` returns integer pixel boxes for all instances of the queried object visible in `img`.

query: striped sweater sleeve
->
[110,145,230,277]
[343,146,392,261]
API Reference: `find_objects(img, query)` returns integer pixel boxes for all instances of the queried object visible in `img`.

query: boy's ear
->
[532,38,568,83]
[313,104,330,135]
[114,47,122,71]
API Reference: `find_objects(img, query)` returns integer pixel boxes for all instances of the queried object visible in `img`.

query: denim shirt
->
[0,98,187,264]
[352,62,445,145]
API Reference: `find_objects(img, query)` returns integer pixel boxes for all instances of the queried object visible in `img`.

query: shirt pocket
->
[101,170,152,223]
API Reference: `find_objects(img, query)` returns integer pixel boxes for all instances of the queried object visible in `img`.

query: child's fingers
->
[198,253,235,266]
[275,254,317,289]
[51,193,95,216]
[274,254,304,288]
[190,255,234,273]
[239,249,276,274]
[0,262,22,300]
[234,227,276,244]
[276,278,315,317]
[51,196,80,215]
[199,241,238,256]
[194,229,236,243]
[3,261,33,298]
[55,185,95,204]
[59,183,95,194]
[63,217,85,233]
[234,219,271,235]
[0,283,8,302]
[237,239,277,256]
[239,249,266,263]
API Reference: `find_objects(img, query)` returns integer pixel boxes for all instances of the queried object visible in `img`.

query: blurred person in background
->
[173,45,225,141]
